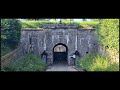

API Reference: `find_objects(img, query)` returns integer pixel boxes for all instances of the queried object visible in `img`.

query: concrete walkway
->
[46,61,82,71]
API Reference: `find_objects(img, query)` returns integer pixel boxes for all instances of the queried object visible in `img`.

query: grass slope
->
[1,53,47,71]
[76,53,119,71]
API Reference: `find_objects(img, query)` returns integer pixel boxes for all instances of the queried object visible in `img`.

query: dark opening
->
[53,43,68,64]
[74,51,80,57]
[94,44,95,45]
[106,46,109,48]
[86,52,88,54]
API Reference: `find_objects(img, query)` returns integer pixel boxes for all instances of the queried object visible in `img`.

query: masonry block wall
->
[20,24,98,65]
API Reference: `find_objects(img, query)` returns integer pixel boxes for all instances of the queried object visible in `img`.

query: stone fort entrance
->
[20,24,98,66]
[53,43,68,64]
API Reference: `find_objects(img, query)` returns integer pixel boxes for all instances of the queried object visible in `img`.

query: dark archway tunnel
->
[53,43,68,64]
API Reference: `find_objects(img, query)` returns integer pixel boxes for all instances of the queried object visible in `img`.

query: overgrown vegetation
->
[21,20,55,28]
[78,21,99,28]
[1,19,22,56]
[21,20,98,28]
[76,19,119,71]
[96,19,119,53]
[1,46,12,56]
[76,53,119,71]
[1,53,47,71]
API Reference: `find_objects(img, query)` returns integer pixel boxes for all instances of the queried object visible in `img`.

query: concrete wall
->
[21,24,98,65]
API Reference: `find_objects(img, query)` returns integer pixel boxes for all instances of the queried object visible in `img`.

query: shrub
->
[1,53,47,71]
[105,62,119,71]
[97,19,119,52]
[77,53,119,71]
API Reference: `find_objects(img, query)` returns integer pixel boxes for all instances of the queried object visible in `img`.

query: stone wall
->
[20,24,98,65]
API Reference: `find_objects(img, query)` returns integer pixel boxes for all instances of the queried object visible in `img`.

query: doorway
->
[53,43,68,64]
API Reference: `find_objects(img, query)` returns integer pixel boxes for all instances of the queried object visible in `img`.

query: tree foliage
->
[1,19,22,49]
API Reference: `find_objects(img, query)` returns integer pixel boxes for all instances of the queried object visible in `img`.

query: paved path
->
[46,61,82,71]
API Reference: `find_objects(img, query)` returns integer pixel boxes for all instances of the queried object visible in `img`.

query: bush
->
[97,19,119,52]
[77,53,119,71]
[1,53,47,71]
[105,62,119,71]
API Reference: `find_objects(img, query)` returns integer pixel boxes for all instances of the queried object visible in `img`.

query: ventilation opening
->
[86,52,88,54]
[94,44,95,45]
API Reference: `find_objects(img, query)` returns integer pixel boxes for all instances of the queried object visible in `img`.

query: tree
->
[1,19,22,49]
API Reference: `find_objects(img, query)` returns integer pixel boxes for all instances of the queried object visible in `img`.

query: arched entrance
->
[53,43,68,64]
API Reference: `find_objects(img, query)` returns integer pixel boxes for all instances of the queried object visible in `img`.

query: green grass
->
[79,21,99,28]
[21,20,98,28]
[1,53,47,71]
[76,53,119,71]
[21,21,58,28]
[97,19,119,53]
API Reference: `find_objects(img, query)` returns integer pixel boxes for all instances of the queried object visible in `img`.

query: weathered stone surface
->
[21,24,98,65]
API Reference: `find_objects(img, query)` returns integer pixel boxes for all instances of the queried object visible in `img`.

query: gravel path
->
[46,61,82,71]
